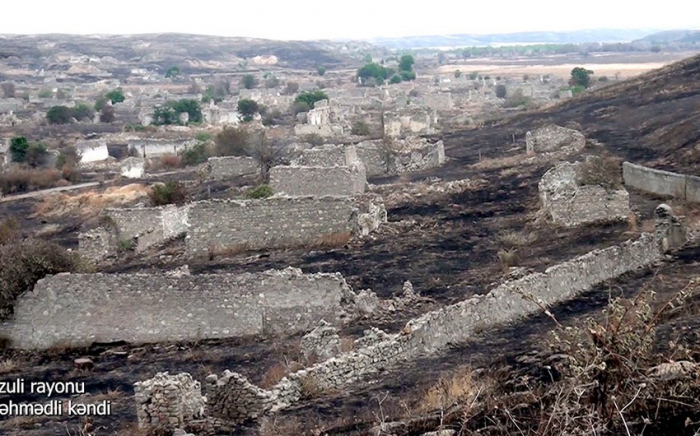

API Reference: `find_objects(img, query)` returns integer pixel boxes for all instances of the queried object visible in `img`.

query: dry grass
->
[419,366,480,413]
[259,416,305,436]
[0,357,18,374]
[313,232,352,248]
[298,373,321,399]
[340,336,355,353]
[33,184,149,219]
[497,248,519,271]
[471,153,527,171]
[0,167,67,195]
[498,230,538,248]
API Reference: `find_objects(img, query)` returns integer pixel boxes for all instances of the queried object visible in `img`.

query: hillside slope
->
[442,52,700,175]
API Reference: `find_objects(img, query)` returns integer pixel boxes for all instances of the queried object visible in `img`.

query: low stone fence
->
[134,204,684,431]
[623,161,700,202]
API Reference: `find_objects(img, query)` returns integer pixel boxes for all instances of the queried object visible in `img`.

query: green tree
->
[357,63,393,82]
[569,67,594,88]
[399,54,415,72]
[46,106,74,124]
[153,99,202,125]
[495,84,507,98]
[106,88,125,104]
[294,90,328,108]
[72,104,94,121]
[317,66,326,76]
[389,75,402,84]
[237,99,260,121]
[400,70,416,81]
[165,66,180,78]
[241,74,258,89]
[9,137,29,162]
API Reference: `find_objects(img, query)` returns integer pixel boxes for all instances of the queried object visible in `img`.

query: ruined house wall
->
[207,156,259,179]
[185,198,357,257]
[355,140,446,177]
[539,161,631,227]
[104,207,164,251]
[526,125,585,154]
[129,139,195,158]
[3,268,349,349]
[622,161,700,202]
[134,373,206,433]
[198,232,665,422]
[269,164,366,197]
[295,144,356,167]
[76,139,109,163]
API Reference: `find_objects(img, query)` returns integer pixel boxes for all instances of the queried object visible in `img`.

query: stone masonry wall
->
[104,205,187,252]
[269,163,366,197]
[622,161,700,203]
[295,144,357,167]
[199,230,667,424]
[539,161,631,227]
[207,156,259,180]
[134,372,206,433]
[185,197,357,257]
[3,268,350,349]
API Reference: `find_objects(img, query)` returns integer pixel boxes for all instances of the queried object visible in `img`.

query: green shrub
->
[243,184,273,199]
[351,120,371,136]
[148,181,188,206]
[389,75,402,84]
[294,90,328,109]
[180,142,209,167]
[215,126,250,157]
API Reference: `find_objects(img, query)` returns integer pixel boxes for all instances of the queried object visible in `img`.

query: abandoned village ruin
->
[1,28,700,436]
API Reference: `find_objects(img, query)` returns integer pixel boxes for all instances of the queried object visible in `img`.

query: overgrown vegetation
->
[152,99,202,125]
[46,104,94,124]
[243,184,274,199]
[148,181,188,206]
[400,283,700,435]
[0,220,85,321]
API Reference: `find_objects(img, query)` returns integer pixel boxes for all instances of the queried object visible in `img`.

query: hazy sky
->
[2,0,698,40]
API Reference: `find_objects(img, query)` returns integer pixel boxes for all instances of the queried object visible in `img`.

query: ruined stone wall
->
[3,268,349,349]
[207,156,259,180]
[197,231,666,422]
[134,373,206,433]
[526,125,585,154]
[539,161,631,227]
[185,198,357,257]
[622,161,700,202]
[104,207,163,251]
[130,139,195,158]
[269,163,366,197]
[295,144,356,167]
[76,139,109,163]
[355,140,446,177]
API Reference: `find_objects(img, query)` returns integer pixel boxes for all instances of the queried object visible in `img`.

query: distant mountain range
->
[365,29,670,49]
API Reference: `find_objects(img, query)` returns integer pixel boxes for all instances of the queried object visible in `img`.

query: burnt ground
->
[2,54,700,435]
